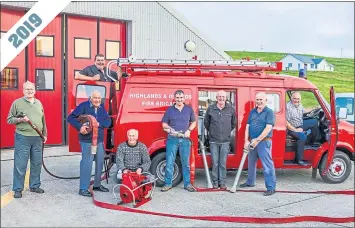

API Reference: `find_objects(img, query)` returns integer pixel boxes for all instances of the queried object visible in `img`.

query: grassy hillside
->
[225,51,354,107]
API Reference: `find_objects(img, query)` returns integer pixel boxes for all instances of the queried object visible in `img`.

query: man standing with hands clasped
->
[239,92,277,196]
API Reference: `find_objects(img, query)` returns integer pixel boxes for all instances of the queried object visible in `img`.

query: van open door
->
[68,80,112,152]
[322,86,338,176]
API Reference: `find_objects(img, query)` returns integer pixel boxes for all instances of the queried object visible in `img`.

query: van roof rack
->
[106,58,282,80]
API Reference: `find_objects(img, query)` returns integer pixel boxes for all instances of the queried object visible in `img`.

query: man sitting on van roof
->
[75,54,126,82]
[116,129,151,179]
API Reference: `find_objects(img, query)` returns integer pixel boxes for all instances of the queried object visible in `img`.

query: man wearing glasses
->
[161,90,197,192]
[7,81,48,198]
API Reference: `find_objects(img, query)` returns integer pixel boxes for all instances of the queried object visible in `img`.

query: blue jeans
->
[210,142,230,185]
[13,133,43,192]
[165,136,191,187]
[246,140,276,191]
[79,142,105,190]
[287,119,318,161]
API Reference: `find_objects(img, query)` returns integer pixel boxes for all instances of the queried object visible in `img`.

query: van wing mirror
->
[338,107,348,119]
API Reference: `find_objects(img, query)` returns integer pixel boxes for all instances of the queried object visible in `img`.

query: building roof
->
[288,54,314,64]
[311,58,323,64]
[282,54,334,68]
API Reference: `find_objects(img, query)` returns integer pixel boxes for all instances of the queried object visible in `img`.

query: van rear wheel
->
[150,152,183,187]
[319,150,352,184]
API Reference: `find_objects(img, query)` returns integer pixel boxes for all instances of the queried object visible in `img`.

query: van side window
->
[266,93,280,112]
[76,84,106,106]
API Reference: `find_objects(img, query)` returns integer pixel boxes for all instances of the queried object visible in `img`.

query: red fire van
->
[68,59,354,186]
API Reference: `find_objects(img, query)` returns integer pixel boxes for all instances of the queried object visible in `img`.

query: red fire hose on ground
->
[21,114,354,224]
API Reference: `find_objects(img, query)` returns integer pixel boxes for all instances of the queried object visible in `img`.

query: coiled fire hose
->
[17,112,113,180]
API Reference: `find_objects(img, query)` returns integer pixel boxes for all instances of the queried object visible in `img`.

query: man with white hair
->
[7,81,48,198]
[115,129,151,179]
[239,92,277,196]
[67,90,112,197]
[204,90,236,189]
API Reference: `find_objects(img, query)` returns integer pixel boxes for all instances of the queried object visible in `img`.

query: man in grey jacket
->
[204,90,236,189]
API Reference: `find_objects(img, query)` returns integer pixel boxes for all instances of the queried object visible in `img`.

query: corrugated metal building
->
[0,1,231,148]
[1,1,231,60]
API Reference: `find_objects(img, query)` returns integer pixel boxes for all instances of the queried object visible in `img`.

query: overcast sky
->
[168,2,354,58]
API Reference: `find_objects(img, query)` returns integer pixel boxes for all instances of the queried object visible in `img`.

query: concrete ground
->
[1,146,354,227]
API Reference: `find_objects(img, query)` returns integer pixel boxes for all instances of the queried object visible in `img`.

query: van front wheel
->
[319,150,352,184]
[150,152,183,187]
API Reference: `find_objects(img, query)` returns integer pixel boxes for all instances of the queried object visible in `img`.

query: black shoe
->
[239,183,255,188]
[30,187,44,194]
[78,190,92,197]
[264,190,276,196]
[297,161,308,166]
[14,191,22,198]
[92,185,109,192]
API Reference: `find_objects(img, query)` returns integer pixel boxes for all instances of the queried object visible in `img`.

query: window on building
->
[36,36,54,57]
[288,63,292,67]
[1,68,18,89]
[311,64,314,69]
[36,69,54,90]
[76,84,106,106]
[74,38,91,59]
[266,93,280,112]
[105,40,121,60]
[315,64,318,69]
[298,63,301,70]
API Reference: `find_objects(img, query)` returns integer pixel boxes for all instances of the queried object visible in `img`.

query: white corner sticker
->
[0,0,71,71]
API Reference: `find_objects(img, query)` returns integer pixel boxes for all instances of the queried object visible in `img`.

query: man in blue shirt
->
[239,92,277,196]
[161,90,197,192]
[67,90,112,197]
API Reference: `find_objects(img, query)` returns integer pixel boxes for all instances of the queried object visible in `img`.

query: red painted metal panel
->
[99,19,126,59]
[0,8,26,148]
[67,16,98,152]
[27,15,63,145]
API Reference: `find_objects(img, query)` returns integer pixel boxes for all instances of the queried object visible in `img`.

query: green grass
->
[225,51,354,107]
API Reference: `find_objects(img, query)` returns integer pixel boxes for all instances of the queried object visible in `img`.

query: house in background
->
[279,53,335,72]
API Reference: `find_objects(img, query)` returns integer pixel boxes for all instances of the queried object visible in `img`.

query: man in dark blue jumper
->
[67,90,112,197]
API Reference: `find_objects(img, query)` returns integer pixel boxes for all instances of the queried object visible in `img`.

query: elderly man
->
[7,81,48,198]
[286,92,319,166]
[240,92,276,196]
[161,90,197,192]
[67,90,111,197]
[116,129,151,179]
[204,90,236,189]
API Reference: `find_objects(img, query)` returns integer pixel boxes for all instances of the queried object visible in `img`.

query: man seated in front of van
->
[75,53,124,82]
[286,92,319,166]
[115,129,151,181]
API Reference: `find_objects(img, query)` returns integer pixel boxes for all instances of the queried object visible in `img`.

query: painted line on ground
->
[1,168,30,209]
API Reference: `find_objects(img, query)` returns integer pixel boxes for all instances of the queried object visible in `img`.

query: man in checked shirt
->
[286,92,319,166]
[116,129,151,179]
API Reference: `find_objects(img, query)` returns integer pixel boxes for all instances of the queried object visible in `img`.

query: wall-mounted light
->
[184,40,196,52]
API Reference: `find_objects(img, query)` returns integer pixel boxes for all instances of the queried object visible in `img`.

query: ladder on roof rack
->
[106,58,282,80]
